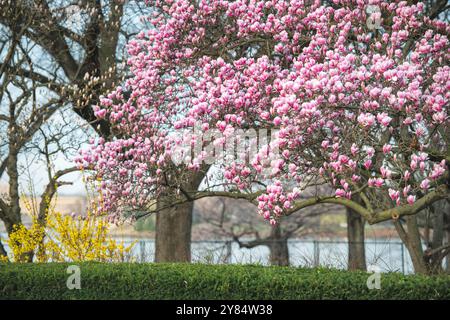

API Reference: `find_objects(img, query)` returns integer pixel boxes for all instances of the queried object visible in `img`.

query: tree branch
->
[287,184,449,225]
[37,166,81,224]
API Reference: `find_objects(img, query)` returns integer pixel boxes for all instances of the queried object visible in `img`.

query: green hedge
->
[0,263,449,300]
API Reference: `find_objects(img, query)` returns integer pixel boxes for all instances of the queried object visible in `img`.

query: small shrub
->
[7,212,135,263]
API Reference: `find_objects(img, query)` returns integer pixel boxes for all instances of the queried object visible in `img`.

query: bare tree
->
[0,2,98,259]
[194,185,337,266]
[0,71,83,260]
[0,0,212,263]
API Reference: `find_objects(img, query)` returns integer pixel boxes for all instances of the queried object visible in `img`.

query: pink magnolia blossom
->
[382,144,392,154]
[78,0,449,223]
[388,189,400,202]
[407,195,416,205]
[357,113,376,127]
[420,179,430,191]
[404,170,411,181]
[350,144,359,156]
[377,112,392,127]
[335,189,346,198]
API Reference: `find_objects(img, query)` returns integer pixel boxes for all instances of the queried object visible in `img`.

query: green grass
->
[0,263,449,300]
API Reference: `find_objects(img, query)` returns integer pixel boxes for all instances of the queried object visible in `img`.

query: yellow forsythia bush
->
[8,221,47,263]
[7,211,136,263]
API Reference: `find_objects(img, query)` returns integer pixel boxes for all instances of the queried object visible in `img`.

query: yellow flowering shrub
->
[7,211,136,263]
[3,177,135,263]
[8,221,47,263]
[45,212,136,262]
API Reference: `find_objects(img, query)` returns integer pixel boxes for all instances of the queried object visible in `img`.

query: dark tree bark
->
[6,152,21,230]
[346,207,366,271]
[395,203,450,275]
[155,201,194,262]
[429,206,445,273]
[233,224,290,267]
[421,200,450,274]
[268,224,290,266]
[155,171,205,262]
[395,216,429,274]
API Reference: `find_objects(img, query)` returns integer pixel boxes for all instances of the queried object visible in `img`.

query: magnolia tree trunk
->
[154,170,206,263]
[346,208,366,271]
[395,215,429,274]
[429,206,445,273]
[422,200,449,274]
[399,201,450,275]
[268,225,290,266]
[155,201,194,262]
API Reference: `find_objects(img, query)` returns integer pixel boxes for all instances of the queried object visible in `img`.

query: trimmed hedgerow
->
[0,263,449,300]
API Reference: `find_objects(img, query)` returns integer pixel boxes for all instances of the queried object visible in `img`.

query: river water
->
[1,233,417,273]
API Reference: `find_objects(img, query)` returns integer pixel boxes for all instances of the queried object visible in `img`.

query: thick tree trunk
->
[6,152,21,231]
[406,243,428,274]
[3,151,32,262]
[268,224,289,266]
[154,170,205,263]
[3,214,20,235]
[155,201,194,262]
[346,207,366,271]
[2,152,33,262]
[395,216,429,274]
[415,200,450,273]
[429,206,444,273]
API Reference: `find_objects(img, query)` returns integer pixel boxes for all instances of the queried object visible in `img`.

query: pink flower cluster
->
[78,0,449,222]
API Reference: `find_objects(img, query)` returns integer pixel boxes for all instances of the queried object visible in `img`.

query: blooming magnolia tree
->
[78,0,449,272]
